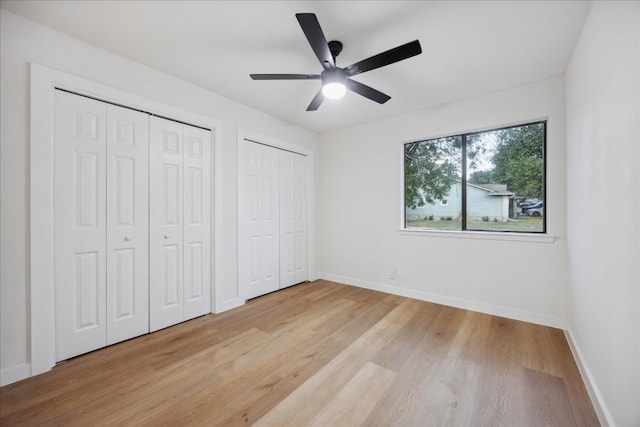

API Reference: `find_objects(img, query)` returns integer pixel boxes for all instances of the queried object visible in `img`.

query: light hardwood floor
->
[1,280,599,426]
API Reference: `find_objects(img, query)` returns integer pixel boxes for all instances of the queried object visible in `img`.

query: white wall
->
[566,2,640,426]
[317,76,568,327]
[0,9,318,381]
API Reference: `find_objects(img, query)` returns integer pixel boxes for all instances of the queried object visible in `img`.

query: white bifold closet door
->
[240,141,280,300]
[279,150,308,288]
[149,116,211,332]
[239,140,307,300]
[54,90,149,362]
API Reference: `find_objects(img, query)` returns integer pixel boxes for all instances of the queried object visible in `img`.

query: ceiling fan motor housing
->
[328,40,343,62]
[321,68,347,86]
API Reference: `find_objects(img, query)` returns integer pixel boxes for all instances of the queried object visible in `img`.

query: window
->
[404,121,546,233]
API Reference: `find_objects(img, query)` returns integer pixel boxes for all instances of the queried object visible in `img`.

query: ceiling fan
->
[250,13,422,111]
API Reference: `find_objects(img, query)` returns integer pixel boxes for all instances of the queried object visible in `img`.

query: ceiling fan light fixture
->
[322,81,346,99]
[321,69,347,100]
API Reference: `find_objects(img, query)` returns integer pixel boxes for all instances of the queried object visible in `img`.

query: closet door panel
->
[54,90,107,361]
[240,141,263,300]
[279,151,295,289]
[260,145,280,295]
[239,141,280,299]
[105,104,149,344]
[293,154,308,284]
[150,117,184,332]
[183,126,211,320]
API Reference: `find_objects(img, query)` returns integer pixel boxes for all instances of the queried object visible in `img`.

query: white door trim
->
[237,128,315,301]
[30,63,223,377]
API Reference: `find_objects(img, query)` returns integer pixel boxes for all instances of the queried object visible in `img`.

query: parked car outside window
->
[523,202,544,217]
[522,201,543,214]
[527,207,544,217]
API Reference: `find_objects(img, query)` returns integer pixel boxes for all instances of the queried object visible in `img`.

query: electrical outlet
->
[389,269,397,280]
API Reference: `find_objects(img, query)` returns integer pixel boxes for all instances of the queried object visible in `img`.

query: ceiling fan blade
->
[250,74,321,80]
[296,13,335,70]
[347,79,391,104]
[344,40,422,77]
[306,90,325,111]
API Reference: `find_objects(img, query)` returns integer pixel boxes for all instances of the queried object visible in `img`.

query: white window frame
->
[399,121,555,243]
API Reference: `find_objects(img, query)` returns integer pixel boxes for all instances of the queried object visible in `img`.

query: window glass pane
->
[466,123,545,232]
[405,136,462,230]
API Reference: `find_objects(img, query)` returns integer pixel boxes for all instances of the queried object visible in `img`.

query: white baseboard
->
[1,363,31,386]
[317,272,565,329]
[564,327,613,427]
[215,298,244,314]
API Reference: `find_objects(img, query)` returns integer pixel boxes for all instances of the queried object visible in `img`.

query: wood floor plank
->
[516,320,566,378]
[0,280,600,427]
[146,297,378,426]
[19,328,269,426]
[546,326,600,426]
[254,299,425,426]
[362,304,467,426]
[518,366,578,427]
[473,316,528,427]
[0,314,220,416]
[140,328,327,425]
[307,361,396,427]
[370,298,442,372]
[210,336,341,426]
[426,310,494,426]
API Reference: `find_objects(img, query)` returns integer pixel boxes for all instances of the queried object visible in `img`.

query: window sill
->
[397,228,556,243]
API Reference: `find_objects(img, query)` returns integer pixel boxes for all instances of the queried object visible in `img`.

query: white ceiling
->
[2,0,591,134]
